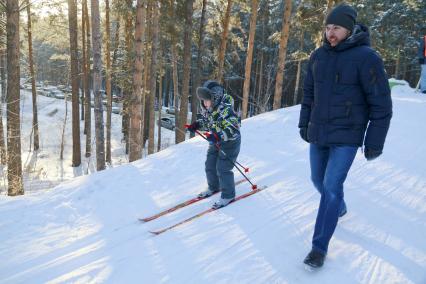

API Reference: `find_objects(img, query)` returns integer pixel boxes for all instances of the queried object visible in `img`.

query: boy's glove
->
[364,147,382,161]
[205,131,221,145]
[185,122,199,133]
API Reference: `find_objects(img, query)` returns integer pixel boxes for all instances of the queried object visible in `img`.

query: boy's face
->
[203,99,212,109]
[325,24,351,47]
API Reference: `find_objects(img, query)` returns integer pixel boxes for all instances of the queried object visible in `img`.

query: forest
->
[0,0,425,196]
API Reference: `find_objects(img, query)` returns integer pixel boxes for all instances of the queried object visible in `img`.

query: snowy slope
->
[0,82,425,283]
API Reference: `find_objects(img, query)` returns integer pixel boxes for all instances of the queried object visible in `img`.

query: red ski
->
[138,179,247,223]
[149,185,267,235]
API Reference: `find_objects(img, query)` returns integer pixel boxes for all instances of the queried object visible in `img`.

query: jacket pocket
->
[330,101,352,120]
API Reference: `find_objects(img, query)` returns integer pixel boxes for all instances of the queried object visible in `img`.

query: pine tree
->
[190,0,207,138]
[6,0,23,195]
[129,0,146,161]
[26,0,39,151]
[272,0,292,110]
[241,0,259,119]
[91,0,106,170]
[105,0,113,163]
[217,0,233,83]
[67,0,81,166]
[176,0,194,144]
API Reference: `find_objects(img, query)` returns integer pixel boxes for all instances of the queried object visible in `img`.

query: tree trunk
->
[129,0,146,162]
[68,0,81,167]
[293,30,304,106]
[256,51,264,114]
[6,0,24,195]
[0,49,5,165]
[143,5,152,148]
[0,50,5,165]
[111,15,120,96]
[164,68,170,107]
[191,0,207,138]
[105,0,113,163]
[81,0,87,125]
[123,0,133,154]
[241,0,259,119]
[148,1,160,153]
[91,0,105,170]
[0,51,5,102]
[0,99,5,165]
[217,0,233,84]
[176,0,193,144]
[157,62,163,152]
[26,0,40,151]
[60,95,68,160]
[83,0,92,158]
[272,0,292,110]
[394,45,401,79]
[168,1,179,144]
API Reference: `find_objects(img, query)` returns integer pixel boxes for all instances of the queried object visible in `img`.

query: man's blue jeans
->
[421,64,426,93]
[205,137,241,199]
[309,144,358,254]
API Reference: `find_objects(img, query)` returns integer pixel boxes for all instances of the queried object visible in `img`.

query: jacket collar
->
[323,23,370,52]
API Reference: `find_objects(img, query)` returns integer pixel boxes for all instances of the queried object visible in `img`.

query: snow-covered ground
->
[0,90,177,194]
[0,81,425,283]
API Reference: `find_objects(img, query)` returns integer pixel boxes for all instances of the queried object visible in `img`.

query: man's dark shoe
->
[339,207,347,217]
[339,201,347,217]
[304,250,325,268]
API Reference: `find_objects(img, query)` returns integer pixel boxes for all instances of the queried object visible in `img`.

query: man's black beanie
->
[325,4,357,32]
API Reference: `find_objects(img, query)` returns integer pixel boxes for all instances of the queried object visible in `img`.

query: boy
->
[186,80,241,209]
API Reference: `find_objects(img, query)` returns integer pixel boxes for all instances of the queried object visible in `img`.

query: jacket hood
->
[324,23,370,52]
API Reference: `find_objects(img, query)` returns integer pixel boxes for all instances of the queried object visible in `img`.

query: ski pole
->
[194,129,257,190]
[180,124,250,173]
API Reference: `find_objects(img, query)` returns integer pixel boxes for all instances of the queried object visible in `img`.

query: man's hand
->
[299,127,309,142]
[364,147,382,161]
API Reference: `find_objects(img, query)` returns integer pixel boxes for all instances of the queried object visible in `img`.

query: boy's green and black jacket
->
[198,93,241,142]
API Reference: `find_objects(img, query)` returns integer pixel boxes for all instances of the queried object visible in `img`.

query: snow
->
[0,89,178,194]
[0,83,426,283]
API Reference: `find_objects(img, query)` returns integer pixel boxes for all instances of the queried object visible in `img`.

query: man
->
[298,4,393,268]
[186,80,241,209]
[418,34,426,94]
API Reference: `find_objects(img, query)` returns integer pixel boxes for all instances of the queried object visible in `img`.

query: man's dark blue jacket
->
[298,24,392,151]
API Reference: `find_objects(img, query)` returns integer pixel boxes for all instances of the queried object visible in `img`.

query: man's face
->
[325,24,351,47]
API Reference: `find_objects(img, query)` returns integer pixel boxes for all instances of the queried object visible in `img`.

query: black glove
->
[299,127,308,142]
[185,122,200,133]
[419,58,425,65]
[364,148,382,161]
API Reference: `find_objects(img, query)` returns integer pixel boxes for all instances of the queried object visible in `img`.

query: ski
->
[149,185,267,235]
[138,178,247,223]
